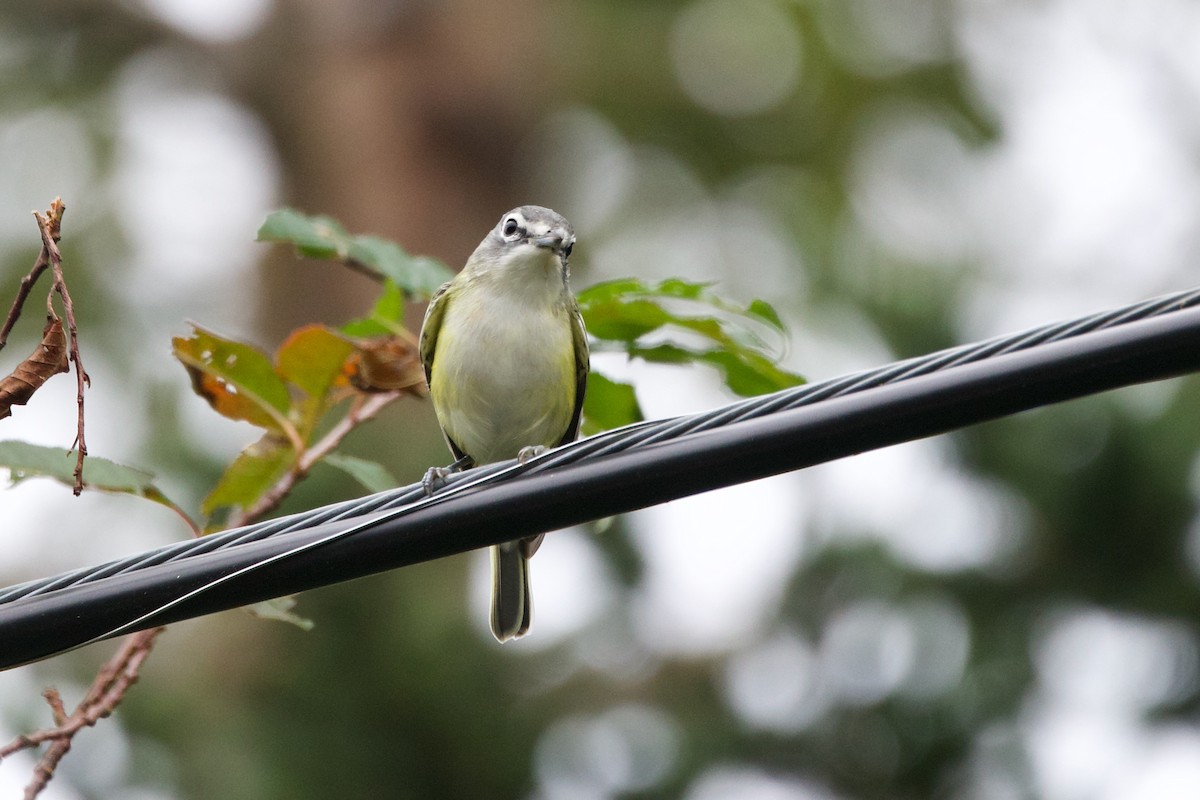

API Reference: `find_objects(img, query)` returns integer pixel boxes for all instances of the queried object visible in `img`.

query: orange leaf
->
[173,326,291,431]
[276,325,356,398]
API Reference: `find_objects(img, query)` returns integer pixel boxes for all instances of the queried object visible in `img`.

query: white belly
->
[431,290,576,465]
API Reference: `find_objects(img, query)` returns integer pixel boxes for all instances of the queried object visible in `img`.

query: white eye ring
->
[502,217,522,239]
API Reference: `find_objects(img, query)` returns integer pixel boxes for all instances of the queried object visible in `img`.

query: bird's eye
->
[562,242,574,259]
[503,217,521,238]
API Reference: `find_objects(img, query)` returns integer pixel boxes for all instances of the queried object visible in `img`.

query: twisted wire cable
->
[4,286,1200,605]
[2,285,1200,667]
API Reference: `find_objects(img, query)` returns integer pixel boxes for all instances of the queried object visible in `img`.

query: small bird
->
[419,205,588,642]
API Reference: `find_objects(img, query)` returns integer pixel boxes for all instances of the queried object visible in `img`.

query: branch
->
[0,200,69,422]
[0,199,62,354]
[0,627,164,797]
[7,393,405,795]
[32,201,89,495]
[0,255,51,354]
[11,387,405,792]
[225,390,404,528]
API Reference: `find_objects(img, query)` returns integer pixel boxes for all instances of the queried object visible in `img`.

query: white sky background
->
[3,0,1200,798]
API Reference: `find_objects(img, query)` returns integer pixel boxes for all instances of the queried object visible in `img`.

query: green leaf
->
[626,343,699,364]
[579,277,765,346]
[373,279,406,323]
[697,349,805,397]
[668,314,742,347]
[1,440,149,493]
[653,277,717,300]
[342,280,406,337]
[257,209,452,300]
[173,326,292,431]
[257,209,352,260]
[626,344,803,396]
[582,298,673,341]
[576,277,804,402]
[747,299,785,331]
[276,325,354,398]
[582,373,643,434]
[275,325,355,434]
[324,453,398,494]
[579,277,779,332]
[577,277,720,311]
[574,277,647,304]
[202,434,294,517]
[0,440,189,518]
[347,236,452,299]
[244,596,314,631]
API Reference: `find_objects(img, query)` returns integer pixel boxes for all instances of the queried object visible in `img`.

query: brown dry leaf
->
[346,336,426,395]
[0,318,68,420]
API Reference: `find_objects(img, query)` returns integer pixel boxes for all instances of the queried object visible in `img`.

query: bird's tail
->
[490,541,531,642]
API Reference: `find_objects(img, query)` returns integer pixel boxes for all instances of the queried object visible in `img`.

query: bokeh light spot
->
[670,0,802,116]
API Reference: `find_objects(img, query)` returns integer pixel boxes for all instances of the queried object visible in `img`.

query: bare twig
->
[225,390,404,528]
[166,499,204,538]
[0,199,61,352]
[0,258,51,354]
[0,197,62,361]
[343,256,388,284]
[41,691,67,728]
[31,200,89,494]
[1,627,164,798]
[23,740,69,800]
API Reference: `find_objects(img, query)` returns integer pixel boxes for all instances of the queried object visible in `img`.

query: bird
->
[419,205,588,642]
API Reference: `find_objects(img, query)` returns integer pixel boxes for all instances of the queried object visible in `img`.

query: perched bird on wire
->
[419,205,589,642]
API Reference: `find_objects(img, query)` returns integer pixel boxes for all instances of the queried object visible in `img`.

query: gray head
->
[467,205,576,279]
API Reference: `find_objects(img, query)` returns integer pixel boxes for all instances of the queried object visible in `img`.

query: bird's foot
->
[422,466,453,496]
[517,445,548,465]
[422,455,473,496]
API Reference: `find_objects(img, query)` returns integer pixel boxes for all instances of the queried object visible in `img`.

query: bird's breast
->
[430,285,577,464]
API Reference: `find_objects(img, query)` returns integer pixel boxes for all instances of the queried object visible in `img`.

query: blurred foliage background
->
[3,1,1200,798]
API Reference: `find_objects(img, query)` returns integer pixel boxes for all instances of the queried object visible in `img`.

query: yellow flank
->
[429,271,576,465]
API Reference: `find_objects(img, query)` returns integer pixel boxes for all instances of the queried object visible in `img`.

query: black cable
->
[2,287,1200,668]
[5,286,1196,608]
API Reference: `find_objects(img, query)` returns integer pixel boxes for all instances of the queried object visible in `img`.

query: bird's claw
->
[517,445,548,465]
[422,466,454,497]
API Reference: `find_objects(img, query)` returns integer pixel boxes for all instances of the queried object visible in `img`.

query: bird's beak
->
[534,233,571,262]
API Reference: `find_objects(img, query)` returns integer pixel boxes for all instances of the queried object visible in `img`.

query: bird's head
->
[469,205,576,282]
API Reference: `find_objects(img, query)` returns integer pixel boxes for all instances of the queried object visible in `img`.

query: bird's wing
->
[420,280,471,464]
[419,280,453,388]
[559,295,590,446]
